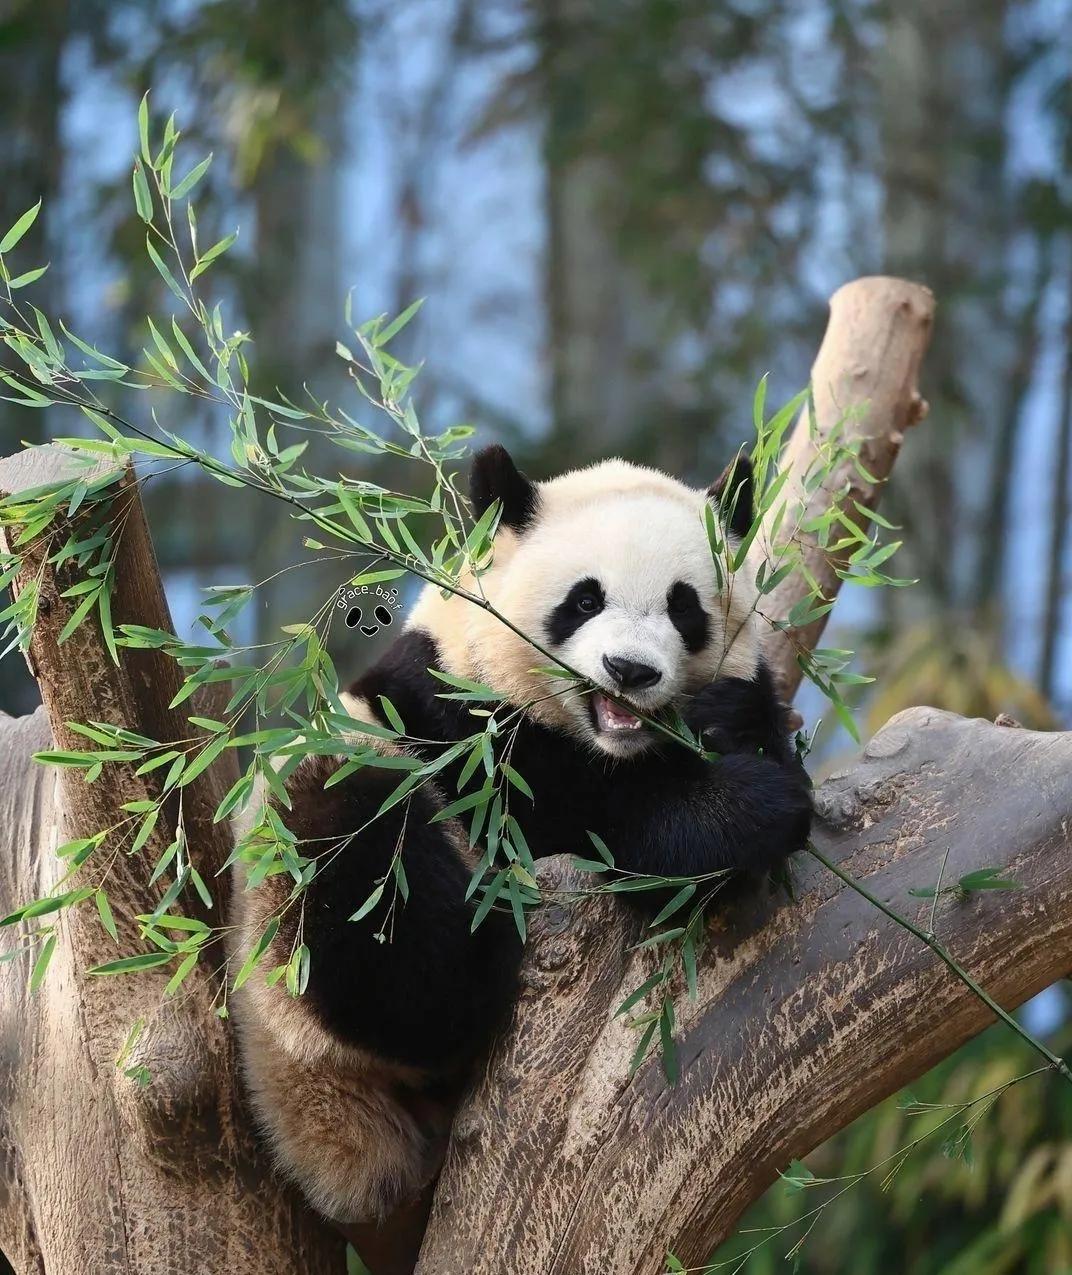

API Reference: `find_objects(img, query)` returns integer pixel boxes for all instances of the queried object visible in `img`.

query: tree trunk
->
[1038,243,1072,700]
[2,277,1068,1275]
[0,450,341,1274]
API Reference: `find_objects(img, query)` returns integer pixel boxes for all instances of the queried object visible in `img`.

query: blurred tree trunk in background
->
[0,0,65,461]
[1040,244,1072,698]
[539,0,664,464]
[0,0,67,716]
[247,95,349,640]
[544,148,660,457]
[177,0,359,642]
[880,0,1006,620]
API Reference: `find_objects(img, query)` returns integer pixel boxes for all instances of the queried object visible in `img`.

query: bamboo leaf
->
[29,934,57,993]
[88,951,172,976]
[145,236,186,302]
[232,917,279,991]
[96,889,118,942]
[0,200,41,253]
[170,153,212,201]
[132,160,153,222]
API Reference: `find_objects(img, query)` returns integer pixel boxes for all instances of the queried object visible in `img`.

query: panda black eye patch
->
[667,581,709,653]
[546,577,605,644]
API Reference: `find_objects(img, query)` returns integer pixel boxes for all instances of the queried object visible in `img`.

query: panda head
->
[412,445,763,759]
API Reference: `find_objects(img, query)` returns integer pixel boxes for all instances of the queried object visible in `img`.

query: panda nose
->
[602,655,662,691]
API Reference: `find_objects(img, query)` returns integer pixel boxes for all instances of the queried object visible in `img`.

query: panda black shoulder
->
[348,628,452,739]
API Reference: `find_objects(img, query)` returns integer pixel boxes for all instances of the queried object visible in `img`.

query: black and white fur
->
[233,446,812,1224]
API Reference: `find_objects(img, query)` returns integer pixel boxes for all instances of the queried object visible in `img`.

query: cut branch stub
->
[760,275,935,698]
[417,710,1072,1274]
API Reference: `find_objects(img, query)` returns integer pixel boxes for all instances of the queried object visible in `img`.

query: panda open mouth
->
[590,691,644,734]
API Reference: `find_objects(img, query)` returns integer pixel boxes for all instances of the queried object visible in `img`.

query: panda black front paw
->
[715,753,813,877]
[685,677,770,755]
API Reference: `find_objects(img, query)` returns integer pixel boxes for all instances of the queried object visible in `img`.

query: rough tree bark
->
[0,451,341,1272]
[0,277,1066,1275]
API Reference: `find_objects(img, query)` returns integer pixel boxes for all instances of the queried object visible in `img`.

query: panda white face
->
[411,451,765,759]
[515,488,749,756]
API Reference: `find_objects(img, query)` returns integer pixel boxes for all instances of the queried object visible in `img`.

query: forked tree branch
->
[4,277,1063,1275]
[413,277,1064,1273]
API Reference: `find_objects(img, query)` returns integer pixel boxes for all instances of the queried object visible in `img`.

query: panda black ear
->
[707,452,754,540]
[469,444,539,533]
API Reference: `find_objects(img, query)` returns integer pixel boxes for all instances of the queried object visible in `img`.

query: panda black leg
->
[236,753,522,1226]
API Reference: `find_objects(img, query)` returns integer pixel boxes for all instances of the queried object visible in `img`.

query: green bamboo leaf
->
[138,91,152,163]
[29,934,57,993]
[189,231,237,281]
[349,885,384,924]
[350,567,406,588]
[587,830,615,866]
[615,971,667,1018]
[650,883,697,927]
[780,1159,817,1193]
[128,809,159,857]
[660,1000,678,1083]
[148,839,180,886]
[377,696,406,736]
[178,736,228,787]
[628,1017,658,1076]
[375,298,424,347]
[170,153,212,201]
[88,951,172,976]
[957,868,1020,893]
[430,782,495,824]
[470,869,508,931]
[0,200,41,253]
[165,950,198,997]
[132,160,153,222]
[96,889,118,942]
[146,316,178,370]
[681,933,698,1000]
[170,319,211,381]
[503,765,533,800]
[97,573,119,667]
[232,918,279,991]
[286,943,311,997]
[145,236,186,302]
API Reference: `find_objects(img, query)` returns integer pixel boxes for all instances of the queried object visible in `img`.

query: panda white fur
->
[233,446,812,1227]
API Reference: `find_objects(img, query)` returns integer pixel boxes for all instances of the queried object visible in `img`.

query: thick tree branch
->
[416,710,1072,1274]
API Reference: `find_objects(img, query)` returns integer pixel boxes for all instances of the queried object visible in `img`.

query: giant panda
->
[233,445,812,1229]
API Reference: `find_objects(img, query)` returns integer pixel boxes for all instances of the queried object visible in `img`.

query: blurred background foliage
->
[0,0,1069,1271]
